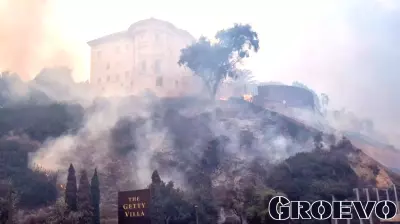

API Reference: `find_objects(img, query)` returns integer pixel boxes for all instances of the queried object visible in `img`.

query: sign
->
[268,196,397,221]
[118,189,151,224]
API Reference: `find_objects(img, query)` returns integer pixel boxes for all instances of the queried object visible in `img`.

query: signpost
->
[118,189,151,224]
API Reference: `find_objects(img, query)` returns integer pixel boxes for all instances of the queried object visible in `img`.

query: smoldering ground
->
[3,0,400,215]
[31,93,315,192]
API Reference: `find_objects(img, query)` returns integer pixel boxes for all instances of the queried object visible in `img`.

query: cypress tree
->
[149,170,163,224]
[77,169,93,224]
[65,164,77,211]
[151,170,161,185]
[90,169,100,224]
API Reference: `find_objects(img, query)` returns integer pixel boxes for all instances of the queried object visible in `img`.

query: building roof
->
[128,17,195,40]
[87,31,128,46]
[87,18,195,47]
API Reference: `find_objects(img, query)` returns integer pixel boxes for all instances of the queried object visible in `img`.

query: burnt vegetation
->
[0,23,397,224]
[0,94,394,223]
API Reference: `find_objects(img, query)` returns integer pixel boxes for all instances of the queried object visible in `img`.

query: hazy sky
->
[2,0,400,138]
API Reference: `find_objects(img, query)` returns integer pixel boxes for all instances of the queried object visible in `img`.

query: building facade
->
[88,18,200,97]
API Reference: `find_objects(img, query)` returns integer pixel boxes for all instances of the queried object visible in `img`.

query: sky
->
[1,0,400,141]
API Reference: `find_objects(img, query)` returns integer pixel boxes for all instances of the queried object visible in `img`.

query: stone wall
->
[254,85,315,110]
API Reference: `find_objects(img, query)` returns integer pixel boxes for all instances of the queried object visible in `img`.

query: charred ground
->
[0,88,398,223]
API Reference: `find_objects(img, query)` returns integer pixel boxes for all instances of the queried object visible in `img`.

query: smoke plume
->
[0,0,77,80]
[242,0,400,145]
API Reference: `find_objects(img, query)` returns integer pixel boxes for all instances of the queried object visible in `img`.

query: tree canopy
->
[178,23,259,98]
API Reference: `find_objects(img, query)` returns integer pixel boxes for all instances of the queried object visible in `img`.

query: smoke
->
[31,93,308,193]
[242,0,400,145]
[5,0,399,211]
[0,0,81,80]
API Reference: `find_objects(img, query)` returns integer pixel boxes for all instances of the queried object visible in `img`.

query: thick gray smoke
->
[247,0,400,145]
[31,94,313,191]
[4,0,398,205]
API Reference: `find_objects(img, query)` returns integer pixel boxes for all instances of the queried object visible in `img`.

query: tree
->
[244,187,287,224]
[266,149,358,202]
[77,170,93,224]
[65,164,77,211]
[151,170,162,185]
[149,170,194,224]
[216,185,246,224]
[178,23,259,98]
[91,169,100,224]
[0,180,18,224]
[184,138,225,224]
[46,198,81,224]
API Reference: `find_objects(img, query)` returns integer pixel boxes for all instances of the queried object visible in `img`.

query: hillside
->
[262,102,400,176]
[345,131,400,171]
[0,95,399,223]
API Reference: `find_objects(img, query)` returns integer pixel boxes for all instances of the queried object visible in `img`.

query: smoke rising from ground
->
[0,0,80,80]
[1,0,398,197]
[31,95,311,190]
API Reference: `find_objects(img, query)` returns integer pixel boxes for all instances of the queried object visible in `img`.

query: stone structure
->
[253,84,315,111]
[87,18,200,97]
[218,81,258,99]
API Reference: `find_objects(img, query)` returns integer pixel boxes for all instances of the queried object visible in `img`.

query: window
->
[175,80,179,87]
[154,60,161,73]
[155,34,160,41]
[156,77,163,87]
[125,71,129,78]
[141,61,146,72]
[98,78,101,83]
[115,46,120,54]
[107,76,110,82]
[125,44,129,50]
[106,63,110,70]
[97,51,102,58]
[131,81,134,87]
[116,74,119,81]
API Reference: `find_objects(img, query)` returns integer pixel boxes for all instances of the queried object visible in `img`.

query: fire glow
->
[243,94,253,102]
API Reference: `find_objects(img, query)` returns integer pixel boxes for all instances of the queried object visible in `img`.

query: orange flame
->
[243,94,253,102]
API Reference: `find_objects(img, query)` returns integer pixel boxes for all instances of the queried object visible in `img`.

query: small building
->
[87,18,202,97]
[253,84,316,111]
